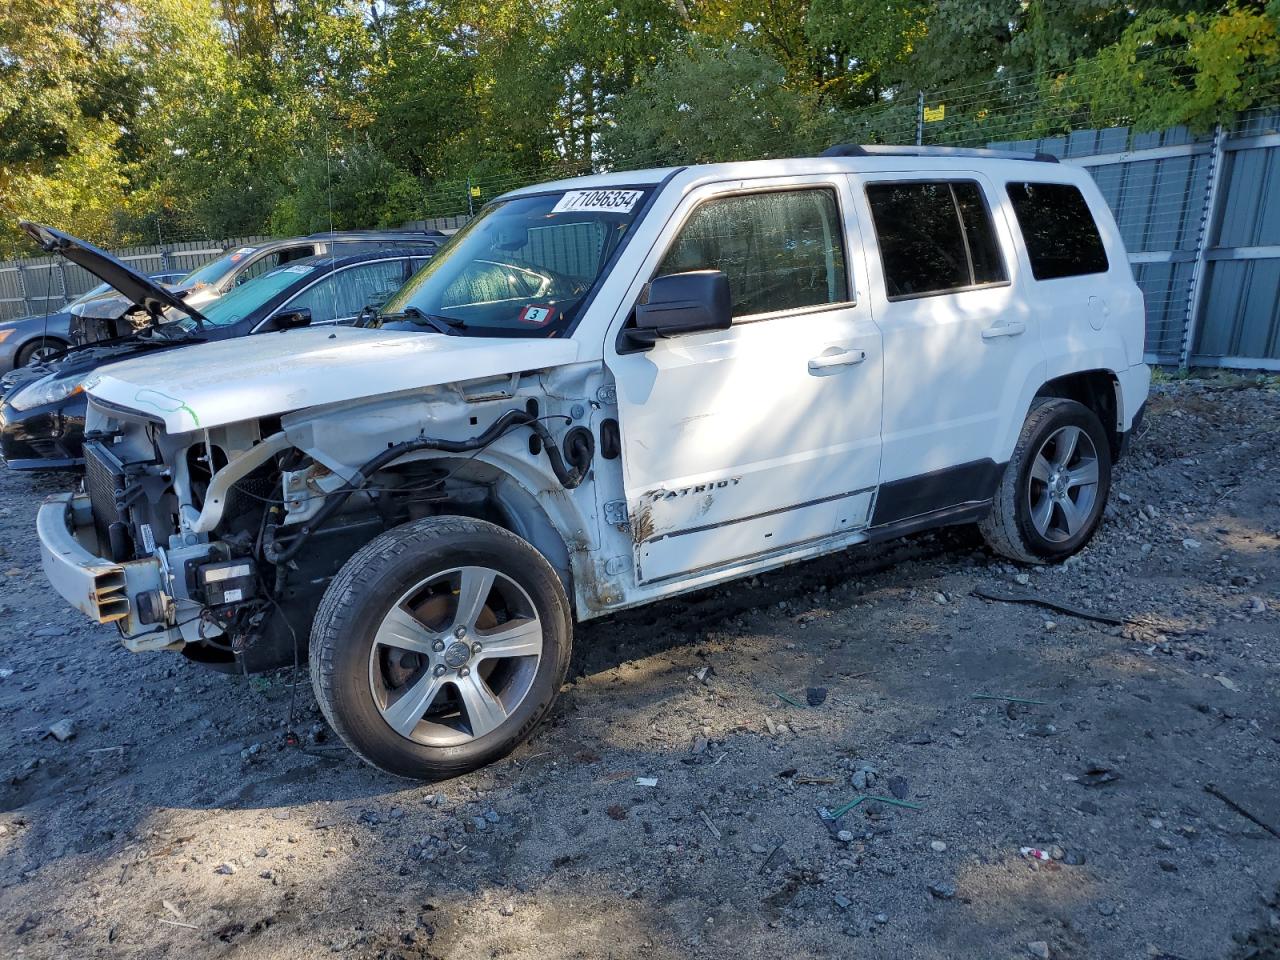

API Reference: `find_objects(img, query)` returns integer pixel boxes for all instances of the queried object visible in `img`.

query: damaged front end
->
[40,381,596,672]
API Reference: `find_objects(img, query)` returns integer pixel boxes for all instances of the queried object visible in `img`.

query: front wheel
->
[17,337,68,366]
[310,516,572,779]
[980,397,1112,563]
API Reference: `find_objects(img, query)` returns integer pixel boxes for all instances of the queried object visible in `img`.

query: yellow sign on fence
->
[923,104,946,123]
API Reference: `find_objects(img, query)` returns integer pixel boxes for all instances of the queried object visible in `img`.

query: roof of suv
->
[276,248,433,271]
[498,146,1090,202]
[248,230,445,254]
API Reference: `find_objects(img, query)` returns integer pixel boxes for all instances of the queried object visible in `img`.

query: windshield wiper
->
[149,325,206,343]
[378,305,466,335]
[128,335,206,350]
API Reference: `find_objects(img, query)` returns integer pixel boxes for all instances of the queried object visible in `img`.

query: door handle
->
[981,321,1026,340]
[808,348,867,373]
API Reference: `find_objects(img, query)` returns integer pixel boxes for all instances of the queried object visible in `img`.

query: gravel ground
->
[1,374,1278,960]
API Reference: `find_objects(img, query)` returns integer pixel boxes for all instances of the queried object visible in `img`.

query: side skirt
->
[870,458,1006,529]
[865,500,992,544]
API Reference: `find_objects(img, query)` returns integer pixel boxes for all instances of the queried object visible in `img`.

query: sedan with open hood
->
[1,223,432,469]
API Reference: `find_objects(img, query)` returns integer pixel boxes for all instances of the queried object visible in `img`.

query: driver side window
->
[657,188,849,319]
[234,252,283,286]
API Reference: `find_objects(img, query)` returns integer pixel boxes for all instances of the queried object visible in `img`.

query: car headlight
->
[8,372,84,411]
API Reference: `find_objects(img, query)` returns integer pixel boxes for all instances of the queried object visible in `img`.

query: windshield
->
[65,272,182,311]
[175,264,315,330]
[178,246,259,290]
[65,281,114,308]
[373,187,650,338]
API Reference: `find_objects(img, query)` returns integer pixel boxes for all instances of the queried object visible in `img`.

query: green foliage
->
[0,0,1276,259]
[1067,4,1280,131]
[804,0,931,92]
[268,139,424,235]
[602,43,831,165]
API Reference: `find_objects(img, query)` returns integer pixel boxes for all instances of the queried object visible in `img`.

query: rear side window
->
[1006,182,1109,280]
[657,188,849,318]
[866,181,1007,299]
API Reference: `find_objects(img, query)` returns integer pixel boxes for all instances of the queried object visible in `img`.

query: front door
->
[606,177,883,584]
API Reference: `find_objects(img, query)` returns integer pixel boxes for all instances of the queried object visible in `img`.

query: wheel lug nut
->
[471,642,483,654]
[433,665,446,677]
[432,640,445,652]
[459,666,470,678]
[454,626,467,639]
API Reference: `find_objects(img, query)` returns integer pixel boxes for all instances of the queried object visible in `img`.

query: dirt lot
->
[1,375,1278,960]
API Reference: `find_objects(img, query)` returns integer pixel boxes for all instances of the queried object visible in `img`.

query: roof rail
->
[819,144,1059,163]
[305,228,448,240]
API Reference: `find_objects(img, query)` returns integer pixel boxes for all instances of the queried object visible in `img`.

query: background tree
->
[0,0,1275,259]
[601,42,830,165]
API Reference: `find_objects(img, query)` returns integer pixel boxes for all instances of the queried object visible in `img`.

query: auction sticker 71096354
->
[550,190,643,214]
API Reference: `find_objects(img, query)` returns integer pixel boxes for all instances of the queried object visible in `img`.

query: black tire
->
[980,397,1112,564]
[309,516,572,779]
[16,337,68,366]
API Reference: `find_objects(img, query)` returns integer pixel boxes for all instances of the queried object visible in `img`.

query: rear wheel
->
[310,516,572,779]
[980,398,1111,563]
[16,337,67,366]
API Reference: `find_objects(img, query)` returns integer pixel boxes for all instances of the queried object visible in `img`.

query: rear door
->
[851,173,1045,526]
[607,177,883,584]
[1004,180,1129,365]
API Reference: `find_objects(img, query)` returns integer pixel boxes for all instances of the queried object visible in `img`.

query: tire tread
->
[980,397,1102,564]
[309,515,571,779]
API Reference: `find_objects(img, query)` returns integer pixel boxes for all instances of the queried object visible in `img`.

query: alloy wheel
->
[1027,425,1100,542]
[25,344,61,364]
[367,565,544,747]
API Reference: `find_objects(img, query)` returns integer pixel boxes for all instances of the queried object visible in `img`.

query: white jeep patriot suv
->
[38,145,1149,778]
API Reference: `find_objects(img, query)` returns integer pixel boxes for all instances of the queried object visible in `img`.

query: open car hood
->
[84,327,579,432]
[19,222,206,327]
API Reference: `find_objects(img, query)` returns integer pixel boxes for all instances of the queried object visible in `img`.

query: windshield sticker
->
[518,305,556,326]
[550,189,643,215]
[282,264,313,274]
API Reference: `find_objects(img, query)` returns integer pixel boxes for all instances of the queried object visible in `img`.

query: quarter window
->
[1006,182,1109,280]
[657,189,849,318]
[866,181,1008,299]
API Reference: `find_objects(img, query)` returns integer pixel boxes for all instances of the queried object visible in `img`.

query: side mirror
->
[274,308,312,330]
[626,270,732,348]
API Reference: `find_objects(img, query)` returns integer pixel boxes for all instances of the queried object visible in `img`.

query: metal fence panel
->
[0,237,265,322]
[1192,109,1280,367]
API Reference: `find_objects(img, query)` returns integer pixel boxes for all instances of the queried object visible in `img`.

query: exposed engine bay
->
[80,388,595,673]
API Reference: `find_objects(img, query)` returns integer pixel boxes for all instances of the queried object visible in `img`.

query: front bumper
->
[37,492,164,630]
